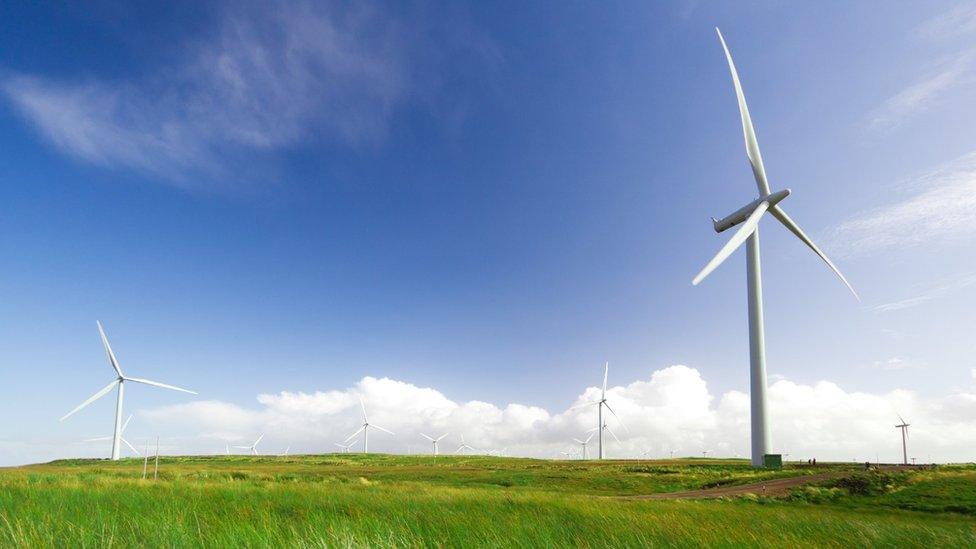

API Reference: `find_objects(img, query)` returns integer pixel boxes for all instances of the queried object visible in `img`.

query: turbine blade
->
[125,377,197,395]
[254,434,264,447]
[585,433,595,443]
[603,402,628,432]
[437,433,449,441]
[84,436,113,442]
[372,424,394,436]
[123,438,142,456]
[602,362,609,399]
[693,200,768,285]
[121,414,133,434]
[359,397,368,422]
[898,414,906,425]
[768,205,859,300]
[716,28,771,196]
[345,427,365,442]
[569,400,599,411]
[606,425,621,443]
[421,433,434,442]
[60,379,120,421]
[97,321,124,378]
[573,438,585,444]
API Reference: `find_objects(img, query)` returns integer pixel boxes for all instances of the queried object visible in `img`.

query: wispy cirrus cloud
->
[2,1,408,189]
[872,272,976,312]
[915,3,976,40]
[865,53,974,133]
[826,151,976,257]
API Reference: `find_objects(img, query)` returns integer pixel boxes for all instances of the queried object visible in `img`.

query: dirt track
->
[629,465,916,500]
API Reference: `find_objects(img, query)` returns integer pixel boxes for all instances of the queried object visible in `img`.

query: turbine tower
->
[421,433,449,456]
[693,29,858,468]
[345,397,393,453]
[85,414,141,457]
[574,362,627,459]
[895,416,910,465]
[60,321,197,460]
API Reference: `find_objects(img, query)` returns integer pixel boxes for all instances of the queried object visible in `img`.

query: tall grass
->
[0,456,971,547]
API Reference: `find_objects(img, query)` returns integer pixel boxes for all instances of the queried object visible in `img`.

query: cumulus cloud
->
[826,152,976,257]
[126,365,976,464]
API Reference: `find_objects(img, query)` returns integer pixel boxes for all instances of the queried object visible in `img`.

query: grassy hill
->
[0,455,973,546]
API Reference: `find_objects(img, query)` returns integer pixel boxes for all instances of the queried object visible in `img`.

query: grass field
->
[0,455,973,547]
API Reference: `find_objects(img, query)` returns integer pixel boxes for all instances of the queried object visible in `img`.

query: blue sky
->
[0,1,974,464]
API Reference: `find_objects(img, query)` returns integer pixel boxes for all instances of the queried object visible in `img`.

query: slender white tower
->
[693,29,858,467]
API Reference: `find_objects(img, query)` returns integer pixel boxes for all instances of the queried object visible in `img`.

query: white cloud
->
[866,53,973,133]
[826,152,976,257]
[2,1,407,188]
[872,272,976,312]
[124,365,976,464]
[916,4,976,40]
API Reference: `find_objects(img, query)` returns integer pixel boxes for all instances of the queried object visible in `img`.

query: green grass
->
[0,455,972,547]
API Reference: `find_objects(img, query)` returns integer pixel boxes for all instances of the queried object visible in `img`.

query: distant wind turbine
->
[455,434,476,455]
[234,434,264,455]
[280,446,290,457]
[587,422,621,456]
[692,29,858,468]
[60,321,197,460]
[573,433,595,460]
[421,433,449,456]
[85,414,141,456]
[345,398,393,453]
[334,440,357,453]
[573,362,627,459]
[896,415,910,465]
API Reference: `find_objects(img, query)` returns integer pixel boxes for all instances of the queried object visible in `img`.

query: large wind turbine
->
[345,398,393,453]
[692,29,858,468]
[60,321,197,460]
[421,433,449,456]
[895,415,910,465]
[234,434,264,455]
[85,414,141,457]
[574,362,627,459]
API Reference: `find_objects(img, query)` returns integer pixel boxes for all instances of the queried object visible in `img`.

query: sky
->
[0,1,974,465]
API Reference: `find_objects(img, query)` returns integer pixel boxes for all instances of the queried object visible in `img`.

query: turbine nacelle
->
[712,189,791,233]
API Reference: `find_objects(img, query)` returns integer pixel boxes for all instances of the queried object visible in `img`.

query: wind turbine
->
[692,29,858,468]
[455,434,476,455]
[280,446,290,457]
[234,434,264,455]
[60,321,197,460]
[85,414,141,457]
[573,433,595,460]
[587,422,621,456]
[334,440,357,453]
[421,433,449,456]
[345,398,393,453]
[896,415,910,465]
[573,362,627,459]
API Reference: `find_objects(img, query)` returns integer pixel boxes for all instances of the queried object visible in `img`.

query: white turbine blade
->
[602,401,628,432]
[372,424,394,436]
[121,414,133,434]
[232,446,251,449]
[123,438,142,456]
[569,400,599,411]
[693,200,769,286]
[97,321,124,378]
[602,362,609,399]
[716,28,771,196]
[60,379,119,421]
[605,425,621,443]
[436,433,449,441]
[345,426,365,442]
[254,434,264,447]
[584,433,595,443]
[125,377,197,395]
[586,426,598,433]
[768,205,859,300]
[84,436,113,442]
[420,433,435,442]
[573,438,586,444]
[359,397,368,422]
